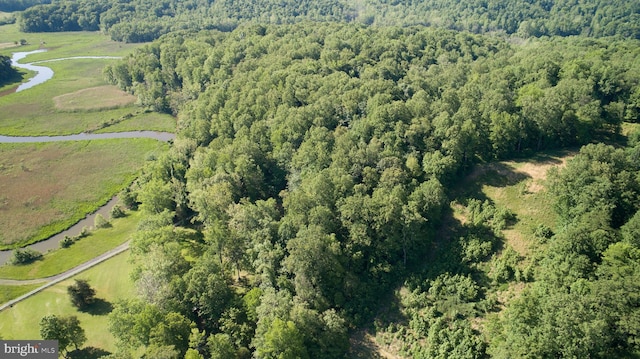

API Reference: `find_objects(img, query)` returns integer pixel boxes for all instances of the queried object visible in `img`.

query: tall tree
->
[40,315,86,357]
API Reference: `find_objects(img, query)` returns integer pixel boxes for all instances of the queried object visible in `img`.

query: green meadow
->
[0,283,41,303]
[0,251,136,353]
[0,21,174,251]
[0,210,141,279]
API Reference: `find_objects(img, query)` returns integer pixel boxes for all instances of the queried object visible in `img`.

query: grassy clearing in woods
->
[0,251,136,353]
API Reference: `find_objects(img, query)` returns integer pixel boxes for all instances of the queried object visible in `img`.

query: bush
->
[67,279,96,310]
[10,248,43,265]
[534,224,554,240]
[94,213,111,229]
[60,236,74,248]
[110,204,126,219]
[78,226,90,238]
[119,187,138,210]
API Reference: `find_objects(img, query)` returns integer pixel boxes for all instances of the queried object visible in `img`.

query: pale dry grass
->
[350,330,405,359]
[512,156,571,193]
[0,42,18,49]
[53,85,136,111]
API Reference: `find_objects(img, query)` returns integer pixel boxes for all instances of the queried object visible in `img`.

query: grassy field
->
[53,85,136,111]
[0,57,176,136]
[0,23,175,136]
[0,140,167,249]
[0,283,41,303]
[0,210,141,279]
[0,23,175,252]
[0,251,136,353]
[0,23,140,59]
[472,152,570,256]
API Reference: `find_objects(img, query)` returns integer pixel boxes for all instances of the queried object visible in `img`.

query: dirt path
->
[0,241,130,311]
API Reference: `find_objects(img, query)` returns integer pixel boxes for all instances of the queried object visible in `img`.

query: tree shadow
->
[348,331,384,359]
[454,162,531,202]
[68,347,111,359]
[82,298,113,316]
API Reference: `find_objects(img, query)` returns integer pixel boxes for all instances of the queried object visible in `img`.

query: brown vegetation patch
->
[0,42,17,49]
[502,229,530,257]
[53,85,136,111]
[496,282,527,307]
[0,139,164,248]
[349,330,403,359]
[505,154,574,193]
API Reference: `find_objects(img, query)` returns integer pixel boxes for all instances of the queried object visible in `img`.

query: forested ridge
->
[94,22,640,358]
[17,0,640,42]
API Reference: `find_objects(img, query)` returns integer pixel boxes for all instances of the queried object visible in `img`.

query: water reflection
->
[11,49,53,92]
[0,131,175,143]
[10,50,122,92]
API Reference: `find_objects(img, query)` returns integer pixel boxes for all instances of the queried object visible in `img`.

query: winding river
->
[0,131,175,143]
[0,50,175,266]
[10,49,121,92]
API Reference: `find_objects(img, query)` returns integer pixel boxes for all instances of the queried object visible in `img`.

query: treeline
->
[0,0,49,12]
[19,0,350,42]
[99,23,640,358]
[366,0,640,38]
[0,55,18,84]
[18,0,640,42]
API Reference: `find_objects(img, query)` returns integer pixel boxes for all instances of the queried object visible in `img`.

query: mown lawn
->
[0,140,166,249]
[0,251,136,353]
[0,283,41,303]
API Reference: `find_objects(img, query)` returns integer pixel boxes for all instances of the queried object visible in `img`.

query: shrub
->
[78,226,90,238]
[119,187,138,210]
[534,223,554,240]
[60,236,74,248]
[110,204,126,219]
[94,213,111,229]
[67,279,96,310]
[10,248,43,265]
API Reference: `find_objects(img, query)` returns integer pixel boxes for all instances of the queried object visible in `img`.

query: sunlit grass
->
[0,210,141,279]
[0,140,167,249]
[0,283,41,303]
[0,251,136,352]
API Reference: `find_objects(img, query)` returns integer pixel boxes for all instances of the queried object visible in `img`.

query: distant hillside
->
[17,0,640,42]
[0,0,50,12]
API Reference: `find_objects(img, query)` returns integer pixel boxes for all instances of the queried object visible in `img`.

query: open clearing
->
[53,85,136,111]
[481,152,573,256]
[364,150,575,358]
[0,25,174,251]
[0,251,135,352]
[0,139,167,249]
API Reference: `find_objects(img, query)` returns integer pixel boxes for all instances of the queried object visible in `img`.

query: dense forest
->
[5,0,639,356]
[0,0,49,12]
[17,0,640,42]
[0,54,18,84]
[95,22,640,358]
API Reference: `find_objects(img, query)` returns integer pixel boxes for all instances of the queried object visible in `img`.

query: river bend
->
[0,50,175,266]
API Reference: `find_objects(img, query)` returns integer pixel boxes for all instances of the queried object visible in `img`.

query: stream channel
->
[0,50,175,266]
